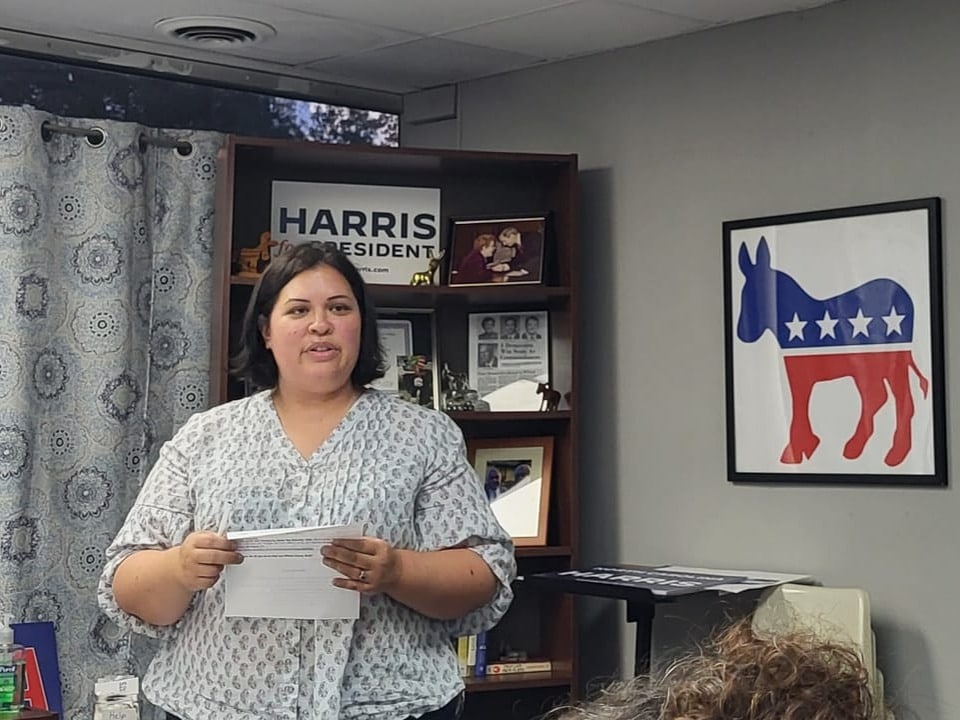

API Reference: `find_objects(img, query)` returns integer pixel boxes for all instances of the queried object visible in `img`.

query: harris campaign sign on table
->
[527,564,812,597]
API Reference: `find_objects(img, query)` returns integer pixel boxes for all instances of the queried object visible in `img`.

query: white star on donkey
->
[785,312,807,341]
[882,306,905,336]
[848,308,873,337]
[816,309,839,339]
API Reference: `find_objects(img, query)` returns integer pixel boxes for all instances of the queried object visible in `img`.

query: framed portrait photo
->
[372,309,440,410]
[467,436,553,546]
[447,215,547,286]
[723,197,945,486]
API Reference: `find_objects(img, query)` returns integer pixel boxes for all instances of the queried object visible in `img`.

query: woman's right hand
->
[174,531,244,591]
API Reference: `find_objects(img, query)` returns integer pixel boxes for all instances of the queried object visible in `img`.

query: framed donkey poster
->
[722,197,945,486]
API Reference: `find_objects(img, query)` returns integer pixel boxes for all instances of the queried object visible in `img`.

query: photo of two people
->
[448,216,546,286]
[483,459,533,502]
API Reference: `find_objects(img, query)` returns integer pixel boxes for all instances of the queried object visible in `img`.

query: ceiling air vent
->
[154,17,276,48]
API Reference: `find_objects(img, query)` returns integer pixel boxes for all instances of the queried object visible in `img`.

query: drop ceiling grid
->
[0,0,843,92]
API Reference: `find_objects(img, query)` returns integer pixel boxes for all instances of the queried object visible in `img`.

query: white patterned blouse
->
[98,389,516,720]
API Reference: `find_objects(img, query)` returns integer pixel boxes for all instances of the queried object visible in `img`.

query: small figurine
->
[536,381,563,412]
[397,355,434,408]
[463,389,490,412]
[410,249,445,286]
[500,647,529,662]
[236,231,278,277]
[441,362,484,411]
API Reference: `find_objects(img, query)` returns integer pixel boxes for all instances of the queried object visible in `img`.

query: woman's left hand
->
[321,537,402,593]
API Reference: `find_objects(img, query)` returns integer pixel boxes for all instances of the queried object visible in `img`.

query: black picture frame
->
[722,197,945,486]
[446,214,548,286]
[372,308,440,410]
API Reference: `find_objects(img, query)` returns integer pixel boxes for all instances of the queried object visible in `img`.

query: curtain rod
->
[40,120,194,155]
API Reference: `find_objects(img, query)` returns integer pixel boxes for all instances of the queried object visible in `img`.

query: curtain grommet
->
[85,127,106,148]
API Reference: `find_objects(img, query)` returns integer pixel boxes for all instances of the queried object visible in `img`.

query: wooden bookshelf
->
[212,136,580,719]
[465,668,574,692]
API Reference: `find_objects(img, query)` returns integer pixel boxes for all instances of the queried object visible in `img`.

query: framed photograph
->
[723,197,945,486]
[468,436,553,546]
[467,310,550,412]
[373,309,439,410]
[447,215,547,286]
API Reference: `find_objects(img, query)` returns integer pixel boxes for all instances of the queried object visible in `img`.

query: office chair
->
[752,584,892,720]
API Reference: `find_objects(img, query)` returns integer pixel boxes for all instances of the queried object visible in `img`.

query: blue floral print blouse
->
[98,390,516,720]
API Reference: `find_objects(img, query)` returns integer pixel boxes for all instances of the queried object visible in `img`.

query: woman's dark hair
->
[231,242,385,391]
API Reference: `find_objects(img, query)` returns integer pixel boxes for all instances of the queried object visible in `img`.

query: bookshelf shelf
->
[447,410,571,423]
[231,276,572,310]
[516,545,573,559]
[464,669,574,693]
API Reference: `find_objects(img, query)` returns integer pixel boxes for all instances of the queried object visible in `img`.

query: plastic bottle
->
[0,615,24,717]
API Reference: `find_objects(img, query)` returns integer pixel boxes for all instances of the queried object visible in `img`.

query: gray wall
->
[404,0,958,716]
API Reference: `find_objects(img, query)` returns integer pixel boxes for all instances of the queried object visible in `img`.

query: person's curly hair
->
[554,618,873,720]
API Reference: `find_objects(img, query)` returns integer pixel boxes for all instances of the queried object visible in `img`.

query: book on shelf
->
[455,634,479,677]
[455,632,555,677]
[486,659,553,675]
[474,631,488,677]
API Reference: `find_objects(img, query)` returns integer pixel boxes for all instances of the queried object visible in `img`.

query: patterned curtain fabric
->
[0,105,223,720]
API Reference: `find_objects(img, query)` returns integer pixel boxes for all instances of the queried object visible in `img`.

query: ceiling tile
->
[612,0,831,24]
[0,0,843,95]
[443,0,707,60]
[305,37,544,92]
[250,0,576,35]
[0,0,416,65]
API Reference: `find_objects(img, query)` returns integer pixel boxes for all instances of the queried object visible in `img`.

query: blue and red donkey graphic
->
[736,237,928,467]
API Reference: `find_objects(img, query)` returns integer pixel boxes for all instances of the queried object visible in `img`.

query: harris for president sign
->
[271,180,441,285]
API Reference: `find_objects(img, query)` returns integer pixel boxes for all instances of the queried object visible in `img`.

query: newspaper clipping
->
[468,311,549,411]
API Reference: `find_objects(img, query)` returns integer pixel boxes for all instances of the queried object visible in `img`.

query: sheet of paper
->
[223,523,364,619]
[480,379,544,412]
[658,565,813,594]
[490,477,541,537]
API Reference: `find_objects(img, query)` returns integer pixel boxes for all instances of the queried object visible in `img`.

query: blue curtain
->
[0,105,223,719]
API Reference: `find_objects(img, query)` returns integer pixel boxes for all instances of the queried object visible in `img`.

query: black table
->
[520,564,806,675]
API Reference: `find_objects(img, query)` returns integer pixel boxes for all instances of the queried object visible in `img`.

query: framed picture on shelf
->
[468,436,553,546]
[447,215,547,286]
[467,310,550,412]
[372,309,440,410]
[723,196,945,486]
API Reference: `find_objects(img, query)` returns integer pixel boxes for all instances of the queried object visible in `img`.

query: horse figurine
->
[410,249,445,286]
[237,231,278,277]
[536,381,563,412]
[737,236,928,467]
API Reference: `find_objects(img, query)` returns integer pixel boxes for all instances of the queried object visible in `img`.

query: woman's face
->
[480,241,495,258]
[500,230,520,246]
[261,264,362,397]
